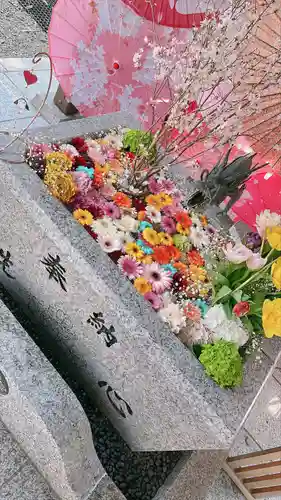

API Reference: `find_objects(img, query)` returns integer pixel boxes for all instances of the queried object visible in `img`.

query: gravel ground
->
[0,285,185,500]
[0,0,48,57]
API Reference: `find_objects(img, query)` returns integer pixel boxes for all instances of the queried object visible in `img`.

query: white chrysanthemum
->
[115,216,138,233]
[189,226,210,249]
[203,304,249,347]
[256,210,281,237]
[159,301,186,333]
[91,217,118,237]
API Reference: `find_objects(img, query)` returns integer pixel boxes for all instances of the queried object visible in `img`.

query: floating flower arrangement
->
[25,129,281,388]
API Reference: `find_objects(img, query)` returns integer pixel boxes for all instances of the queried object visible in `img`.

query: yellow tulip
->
[272,257,281,290]
[262,298,281,338]
[267,226,281,251]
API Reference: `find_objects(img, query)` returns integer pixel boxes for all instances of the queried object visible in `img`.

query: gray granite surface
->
[0,298,106,500]
[0,112,275,452]
[154,451,227,500]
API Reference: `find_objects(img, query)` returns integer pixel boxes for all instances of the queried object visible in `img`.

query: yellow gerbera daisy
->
[143,228,160,246]
[134,277,152,295]
[141,255,153,265]
[176,223,190,236]
[73,209,93,226]
[145,194,163,211]
[125,242,144,260]
[158,192,172,206]
[159,232,173,246]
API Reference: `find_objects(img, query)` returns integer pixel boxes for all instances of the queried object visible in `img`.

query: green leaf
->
[232,290,243,302]
[241,316,254,333]
[214,272,230,287]
[215,285,232,302]
[222,301,233,320]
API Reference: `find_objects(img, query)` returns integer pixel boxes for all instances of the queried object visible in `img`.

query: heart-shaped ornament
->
[23,70,38,86]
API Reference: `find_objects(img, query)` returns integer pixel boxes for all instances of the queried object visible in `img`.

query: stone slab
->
[0,298,105,499]
[0,112,275,452]
[0,421,28,488]
[154,451,227,500]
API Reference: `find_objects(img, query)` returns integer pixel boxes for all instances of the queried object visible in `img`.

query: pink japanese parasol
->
[48,0,189,123]
[230,171,281,230]
[121,0,225,28]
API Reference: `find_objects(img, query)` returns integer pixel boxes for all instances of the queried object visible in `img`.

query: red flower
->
[153,246,171,264]
[233,301,250,318]
[93,170,104,188]
[132,197,146,212]
[187,101,198,114]
[175,211,192,229]
[71,136,88,153]
[74,155,88,167]
[126,151,135,161]
[172,272,189,292]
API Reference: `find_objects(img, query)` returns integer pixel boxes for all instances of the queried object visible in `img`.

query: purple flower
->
[161,216,176,234]
[104,202,121,219]
[144,291,163,310]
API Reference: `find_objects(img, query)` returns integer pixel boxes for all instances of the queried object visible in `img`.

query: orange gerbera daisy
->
[175,211,192,229]
[187,249,205,267]
[200,215,208,227]
[113,192,132,208]
[153,245,171,264]
[174,262,188,273]
[95,163,110,174]
[138,210,146,221]
[167,245,181,261]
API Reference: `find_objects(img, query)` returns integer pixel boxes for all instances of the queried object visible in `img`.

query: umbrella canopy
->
[49,0,189,122]
[230,171,281,230]
[121,0,225,28]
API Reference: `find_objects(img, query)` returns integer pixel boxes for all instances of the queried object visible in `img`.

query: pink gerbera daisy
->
[143,263,172,294]
[118,255,143,280]
[161,216,176,234]
[144,291,163,310]
[104,202,121,220]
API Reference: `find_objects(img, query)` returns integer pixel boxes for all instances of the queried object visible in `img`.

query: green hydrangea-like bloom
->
[199,340,243,388]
